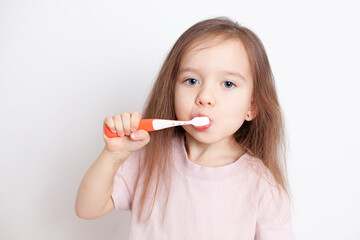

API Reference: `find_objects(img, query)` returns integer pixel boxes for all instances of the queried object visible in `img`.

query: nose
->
[195,88,215,107]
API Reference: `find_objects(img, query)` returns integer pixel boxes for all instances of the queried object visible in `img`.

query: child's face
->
[174,37,254,144]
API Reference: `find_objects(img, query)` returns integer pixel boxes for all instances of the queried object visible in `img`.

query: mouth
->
[191,113,212,131]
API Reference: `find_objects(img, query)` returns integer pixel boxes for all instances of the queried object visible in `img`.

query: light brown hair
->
[135,16,291,223]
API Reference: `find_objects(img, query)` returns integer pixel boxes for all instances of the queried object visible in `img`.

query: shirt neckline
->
[174,136,249,180]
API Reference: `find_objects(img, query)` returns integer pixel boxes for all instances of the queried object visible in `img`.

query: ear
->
[245,99,257,121]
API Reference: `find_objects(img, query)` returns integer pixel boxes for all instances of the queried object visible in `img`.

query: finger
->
[130,111,141,133]
[104,116,116,133]
[113,114,124,137]
[103,133,110,140]
[121,112,131,136]
[130,130,150,143]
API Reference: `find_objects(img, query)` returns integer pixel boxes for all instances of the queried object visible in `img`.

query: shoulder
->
[243,153,286,199]
[116,148,144,177]
[245,154,292,216]
[243,154,273,183]
[119,135,182,176]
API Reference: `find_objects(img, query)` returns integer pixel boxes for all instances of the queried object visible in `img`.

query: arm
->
[255,178,296,240]
[75,148,130,219]
[75,111,150,219]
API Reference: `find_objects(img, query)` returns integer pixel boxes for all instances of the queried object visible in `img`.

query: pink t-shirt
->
[111,136,295,240]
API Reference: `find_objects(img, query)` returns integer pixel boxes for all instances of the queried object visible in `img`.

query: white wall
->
[1,0,359,239]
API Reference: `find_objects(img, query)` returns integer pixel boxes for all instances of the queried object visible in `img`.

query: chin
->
[184,131,217,144]
[187,127,239,144]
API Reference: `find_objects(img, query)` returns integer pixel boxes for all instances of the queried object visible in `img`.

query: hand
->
[103,111,150,156]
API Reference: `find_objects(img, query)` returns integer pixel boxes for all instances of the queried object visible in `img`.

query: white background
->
[1,0,359,239]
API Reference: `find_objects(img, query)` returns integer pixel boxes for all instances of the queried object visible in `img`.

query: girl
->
[76,17,295,239]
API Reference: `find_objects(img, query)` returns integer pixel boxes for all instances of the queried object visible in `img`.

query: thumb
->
[130,130,150,144]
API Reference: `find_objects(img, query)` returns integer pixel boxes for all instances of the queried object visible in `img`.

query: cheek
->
[222,109,246,126]
[224,89,252,114]
[175,103,185,119]
[218,96,249,115]
[216,98,249,128]
[174,88,190,118]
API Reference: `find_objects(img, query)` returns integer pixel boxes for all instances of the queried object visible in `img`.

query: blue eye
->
[185,78,198,85]
[223,81,236,88]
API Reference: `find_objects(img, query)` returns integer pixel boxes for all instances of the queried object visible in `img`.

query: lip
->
[191,113,212,131]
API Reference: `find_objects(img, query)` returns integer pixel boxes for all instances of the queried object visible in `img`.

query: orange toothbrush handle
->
[138,119,155,132]
[104,119,155,138]
[104,125,119,138]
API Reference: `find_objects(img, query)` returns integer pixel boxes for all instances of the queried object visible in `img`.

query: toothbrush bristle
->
[192,117,210,126]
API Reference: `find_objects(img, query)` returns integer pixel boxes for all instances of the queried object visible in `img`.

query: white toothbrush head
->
[191,116,210,126]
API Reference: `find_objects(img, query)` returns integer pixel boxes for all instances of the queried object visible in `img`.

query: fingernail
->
[119,132,124,137]
[125,131,131,136]
[131,128,137,133]
[131,132,138,138]
[111,129,117,133]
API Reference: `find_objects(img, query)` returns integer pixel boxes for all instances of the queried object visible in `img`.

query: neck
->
[184,133,245,167]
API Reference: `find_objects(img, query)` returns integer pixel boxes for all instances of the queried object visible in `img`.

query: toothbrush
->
[104,117,210,138]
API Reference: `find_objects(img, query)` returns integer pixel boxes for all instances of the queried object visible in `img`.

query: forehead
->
[185,35,229,53]
[179,36,252,81]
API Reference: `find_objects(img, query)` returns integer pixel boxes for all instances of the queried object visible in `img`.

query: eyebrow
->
[178,67,247,81]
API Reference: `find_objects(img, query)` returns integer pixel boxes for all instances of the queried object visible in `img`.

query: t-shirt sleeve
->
[255,171,296,240]
[111,149,142,211]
